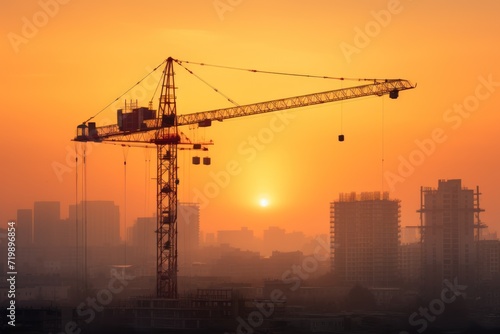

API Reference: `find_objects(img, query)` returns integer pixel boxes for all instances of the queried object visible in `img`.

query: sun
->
[259,198,269,207]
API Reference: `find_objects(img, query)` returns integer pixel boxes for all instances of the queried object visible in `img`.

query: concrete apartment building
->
[177,202,200,277]
[418,179,478,291]
[330,191,400,288]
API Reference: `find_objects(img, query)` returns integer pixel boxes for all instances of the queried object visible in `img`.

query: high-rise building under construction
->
[330,192,400,288]
[418,179,480,290]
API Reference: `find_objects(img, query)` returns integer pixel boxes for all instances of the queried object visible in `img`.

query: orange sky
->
[1,0,500,239]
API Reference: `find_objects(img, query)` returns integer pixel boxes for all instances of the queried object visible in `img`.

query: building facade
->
[476,239,500,282]
[16,209,33,247]
[331,192,400,288]
[399,242,421,284]
[178,202,200,276]
[69,200,121,248]
[419,179,478,290]
[33,201,61,247]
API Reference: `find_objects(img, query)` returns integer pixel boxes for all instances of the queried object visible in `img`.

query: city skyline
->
[2,179,500,332]
[7,179,498,243]
[2,1,500,238]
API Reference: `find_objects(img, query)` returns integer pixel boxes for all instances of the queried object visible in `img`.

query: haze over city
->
[2,0,500,237]
[1,0,500,333]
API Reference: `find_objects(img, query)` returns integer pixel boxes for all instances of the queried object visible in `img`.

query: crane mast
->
[155,59,179,298]
[74,57,415,298]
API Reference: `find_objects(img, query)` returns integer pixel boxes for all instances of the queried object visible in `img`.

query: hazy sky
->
[1,0,500,238]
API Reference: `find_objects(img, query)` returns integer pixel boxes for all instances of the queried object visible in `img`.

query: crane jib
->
[74,79,415,142]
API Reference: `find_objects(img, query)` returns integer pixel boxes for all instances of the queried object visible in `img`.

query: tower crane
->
[74,57,415,298]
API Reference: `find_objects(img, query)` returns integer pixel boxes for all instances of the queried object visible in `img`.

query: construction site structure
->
[416,179,485,291]
[330,191,401,288]
[74,57,415,298]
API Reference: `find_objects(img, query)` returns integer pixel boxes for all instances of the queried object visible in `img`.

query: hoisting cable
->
[144,147,151,216]
[147,67,164,131]
[122,144,130,266]
[175,59,393,83]
[74,142,79,294]
[82,59,167,124]
[381,97,386,192]
[82,143,88,292]
[174,60,240,106]
[340,81,344,137]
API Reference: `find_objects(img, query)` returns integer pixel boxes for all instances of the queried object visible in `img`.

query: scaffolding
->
[337,191,390,202]
[414,179,485,288]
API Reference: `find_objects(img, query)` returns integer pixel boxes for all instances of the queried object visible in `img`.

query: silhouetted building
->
[480,228,498,241]
[476,239,500,282]
[130,216,156,255]
[69,201,121,248]
[33,201,61,247]
[67,201,121,282]
[331,192,400,287]
[204,232,216,246]
[130,216,156,276]
[217,227,257,251]
[399,242,421,284]
[263,226,286,254]
[475,239,500,312]
[418,179,478,290]
[401,226,420,244]
[264,250,306,279]
[16,209,33,247]
[178,202,200,276]
[210,246,261,281]
[262,226,307,256]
